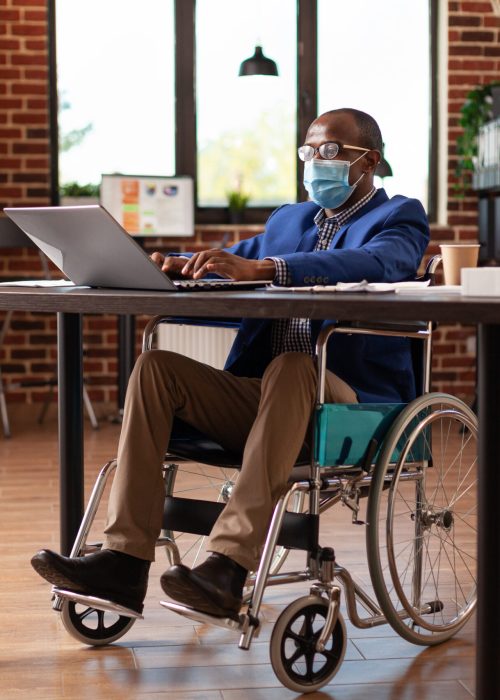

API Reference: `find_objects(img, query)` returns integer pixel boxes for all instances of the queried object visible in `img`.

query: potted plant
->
[226,189,250,224]
[60,181,100,206]
[455,81,500,193]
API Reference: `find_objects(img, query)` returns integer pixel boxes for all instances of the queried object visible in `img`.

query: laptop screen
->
[100,174,194,238]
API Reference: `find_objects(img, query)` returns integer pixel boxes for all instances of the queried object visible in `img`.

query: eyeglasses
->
[298,141,370,162]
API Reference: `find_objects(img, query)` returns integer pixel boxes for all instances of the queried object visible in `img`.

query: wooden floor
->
[0,406,476,700]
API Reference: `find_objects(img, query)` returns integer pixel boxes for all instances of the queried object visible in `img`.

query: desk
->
[0,285,498,699]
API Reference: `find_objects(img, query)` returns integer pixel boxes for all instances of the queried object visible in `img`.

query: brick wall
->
[0,0,54,410]
[1,0,499,414]
[427,0,500,400]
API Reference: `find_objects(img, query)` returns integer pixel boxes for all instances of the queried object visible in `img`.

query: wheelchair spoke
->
[367,394,477,643]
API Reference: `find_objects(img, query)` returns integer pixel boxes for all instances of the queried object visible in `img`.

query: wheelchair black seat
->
[166,417,310,468]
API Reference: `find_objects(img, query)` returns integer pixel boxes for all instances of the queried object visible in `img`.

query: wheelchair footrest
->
[159,600,243,630]
[53,588,144,619]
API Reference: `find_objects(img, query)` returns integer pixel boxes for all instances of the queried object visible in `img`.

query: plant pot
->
[228,209,244,224]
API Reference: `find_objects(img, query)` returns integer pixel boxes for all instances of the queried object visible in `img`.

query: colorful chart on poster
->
[100,174,194,237]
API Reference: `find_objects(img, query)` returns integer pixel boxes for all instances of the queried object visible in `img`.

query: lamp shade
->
[238,45,278,77]
[375,157,393,178]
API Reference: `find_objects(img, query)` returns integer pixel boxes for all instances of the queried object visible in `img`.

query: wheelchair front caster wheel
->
[60,598,136,645]
[269,595,347,693]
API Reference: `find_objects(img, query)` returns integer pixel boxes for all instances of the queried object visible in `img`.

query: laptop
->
[3,205,271,292]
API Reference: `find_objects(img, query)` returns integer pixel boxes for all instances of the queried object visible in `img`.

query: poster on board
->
[100,174,194,237]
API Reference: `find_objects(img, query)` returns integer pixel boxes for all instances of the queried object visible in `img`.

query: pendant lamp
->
[238,45,279,77]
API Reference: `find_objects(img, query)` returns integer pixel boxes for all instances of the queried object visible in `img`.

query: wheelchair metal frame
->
[52,254,478,691]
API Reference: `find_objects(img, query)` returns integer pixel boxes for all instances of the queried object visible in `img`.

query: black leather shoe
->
[31,549,150,615]
[160,553,247,621]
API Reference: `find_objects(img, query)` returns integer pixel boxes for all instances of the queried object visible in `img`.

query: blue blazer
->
[219,189,430,403]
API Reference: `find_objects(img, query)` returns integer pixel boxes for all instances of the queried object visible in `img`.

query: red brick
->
[11,83,48,96]
[25,157,48,168]
[12,172,48,183]
[462,1,495,11]
[1,158,22,168]
[441,357,475,371]
[0,9,20,21]
[0,68,21,79]
[11,53,46,65]
[12,348,45,360]
[449,45,483,55]
[24,10,47,21]
[26,187,49,197]
[11,23,46,36]
[26,98,47,109]
[12,143,48,154]
[24,68,48,80]
[460,30,495,41]
[11,0,46,5]
[484,46,500,56]
[449,15,482,27]
[432,344,457,355]
[484,16,500,27]
[460,59,496,70]
[12,112,47,125]
[24,39,46,51]
[0,38,20,50]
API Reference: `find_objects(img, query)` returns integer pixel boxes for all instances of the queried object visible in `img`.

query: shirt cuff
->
[266,257,290,285]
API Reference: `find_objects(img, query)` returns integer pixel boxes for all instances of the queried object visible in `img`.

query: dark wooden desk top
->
[0,286,500,324]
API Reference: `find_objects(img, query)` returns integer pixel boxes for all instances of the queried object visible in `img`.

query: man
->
[31,108,430,621]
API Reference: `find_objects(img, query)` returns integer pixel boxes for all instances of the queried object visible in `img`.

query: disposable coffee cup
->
[439,244,480,286]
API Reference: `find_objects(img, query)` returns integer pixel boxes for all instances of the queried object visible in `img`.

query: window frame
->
[48,0,438,224]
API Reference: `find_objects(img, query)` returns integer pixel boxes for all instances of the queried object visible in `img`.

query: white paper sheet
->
[0,279,75,287]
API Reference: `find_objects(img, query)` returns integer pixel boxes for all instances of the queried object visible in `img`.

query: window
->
[52,1,436,219]
[56,0,175,189]
[195,0,297,208]
[318,0,431,206]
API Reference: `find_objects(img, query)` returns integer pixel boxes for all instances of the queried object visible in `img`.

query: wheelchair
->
[50,264,478,693]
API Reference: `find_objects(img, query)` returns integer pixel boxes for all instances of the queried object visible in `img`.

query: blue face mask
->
[303,154,365,210]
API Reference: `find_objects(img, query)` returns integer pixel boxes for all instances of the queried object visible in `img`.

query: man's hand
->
[150,252,190,278]
[181,249,276,281]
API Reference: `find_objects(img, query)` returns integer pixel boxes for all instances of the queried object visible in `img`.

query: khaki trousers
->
[103,350,357,571]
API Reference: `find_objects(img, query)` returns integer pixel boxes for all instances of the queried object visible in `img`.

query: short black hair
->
[322,108,384,152]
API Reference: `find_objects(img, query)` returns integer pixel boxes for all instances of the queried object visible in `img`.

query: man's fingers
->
[162,255,190,276]
[203,262,235,278]
[183,249,223,275]
[150,252,165,267]
[192,257,232,279]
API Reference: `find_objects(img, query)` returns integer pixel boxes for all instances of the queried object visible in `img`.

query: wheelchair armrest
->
[337,320,430,334]
[315,316,433,403]
[415,254,443,286]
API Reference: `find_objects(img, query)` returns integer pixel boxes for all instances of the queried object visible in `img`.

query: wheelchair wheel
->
[366,393,477,645]
[162,461,304,574]
[270,594,346,693]
[60,598,136,645]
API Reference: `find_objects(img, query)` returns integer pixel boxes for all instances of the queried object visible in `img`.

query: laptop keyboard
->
[174,279,270,291]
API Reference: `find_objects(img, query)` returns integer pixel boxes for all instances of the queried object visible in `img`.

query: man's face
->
[303,113,372,185]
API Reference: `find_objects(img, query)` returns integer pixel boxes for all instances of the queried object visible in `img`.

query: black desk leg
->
[118,314,136,412]
[57,312,84,555]
[477,324,500,700]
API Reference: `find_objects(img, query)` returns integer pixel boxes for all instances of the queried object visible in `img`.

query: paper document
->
[0,279,75,288]
[395,284,462,295]
[269,280,432,293]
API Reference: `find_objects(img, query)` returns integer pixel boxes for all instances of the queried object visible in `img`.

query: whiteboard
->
[100,174,194,237]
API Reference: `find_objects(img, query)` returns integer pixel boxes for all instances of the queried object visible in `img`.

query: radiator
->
[157,324,237,369]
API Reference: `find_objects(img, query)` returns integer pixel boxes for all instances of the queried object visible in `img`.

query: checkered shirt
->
[269,188,377,357]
